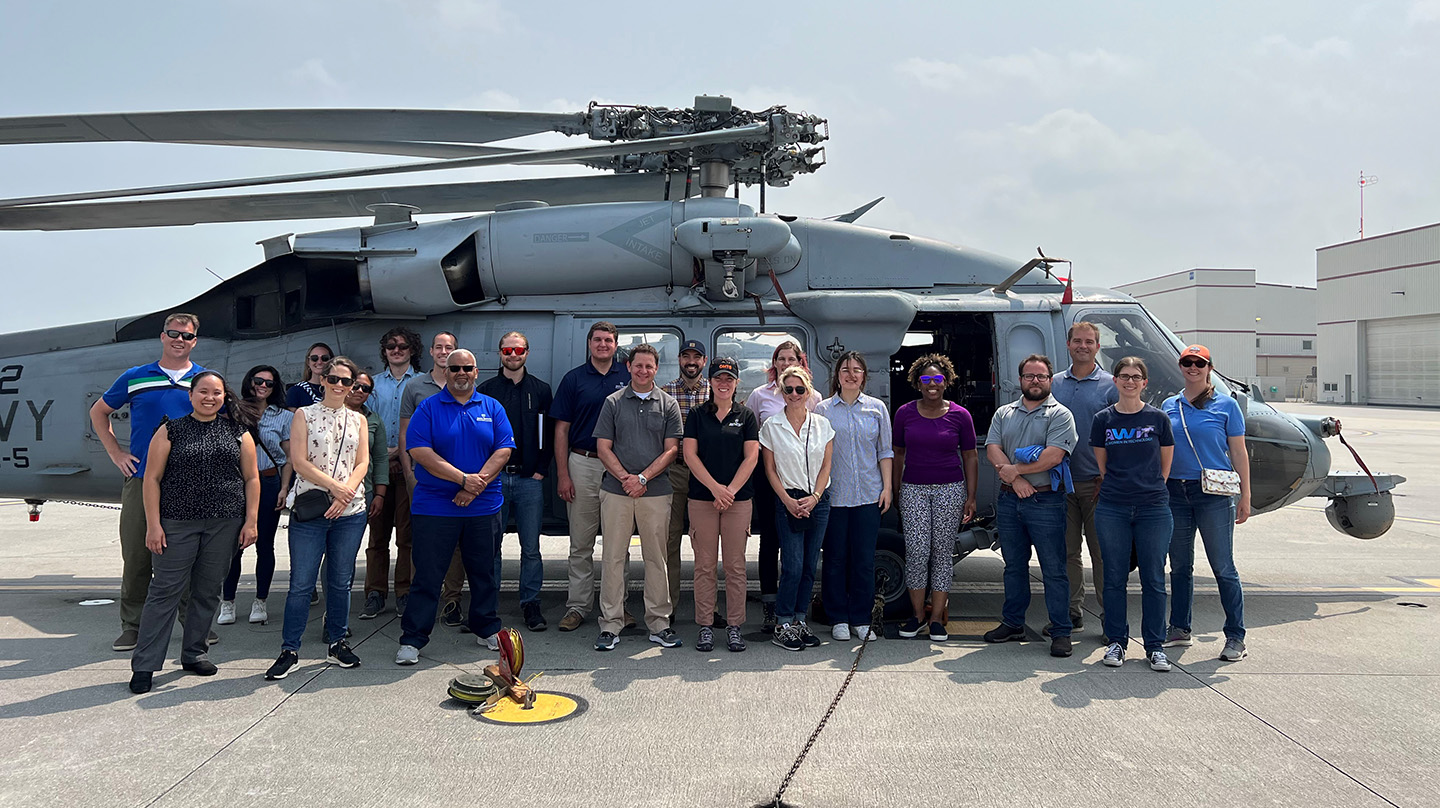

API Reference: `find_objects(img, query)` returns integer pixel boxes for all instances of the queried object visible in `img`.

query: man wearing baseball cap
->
[661,338,711,619]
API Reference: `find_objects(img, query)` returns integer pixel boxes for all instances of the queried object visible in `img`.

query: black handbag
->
[290,410,349,522]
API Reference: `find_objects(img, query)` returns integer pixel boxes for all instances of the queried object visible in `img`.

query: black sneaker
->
[771,623,804,651]
[929,622,949,642]
[1071,610,1084,631]
[523,602,547,632]
[797,622,821,647]
[265,650,299,680]
[327,640,361,668]
[395,594,408,618]
[440,600,464,628]
[983,623,1026,643]
[761,602,777,634]
[726,625,746,652]
[649,627,683,648]
[696,626,715,652]
[359,591,384,620]
[1049,636,1073,657]
[129,671,153,694]
[594,631,619,651]
[310,590,320,606]
[182,660,218,676]
[898,617,923,638]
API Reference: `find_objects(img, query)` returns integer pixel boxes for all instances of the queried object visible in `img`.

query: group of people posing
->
[95,314,1250,695]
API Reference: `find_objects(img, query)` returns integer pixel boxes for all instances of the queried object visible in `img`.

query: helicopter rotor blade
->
[0,109,588,150]
[0,122,771,209]
[0,173,694,231]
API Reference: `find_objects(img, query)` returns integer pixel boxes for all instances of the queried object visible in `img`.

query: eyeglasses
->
[324,375,354,386]
[1179,358,1210,368]
[251,378,275,388]
[500,347,527,356]
[447,364,477,373]
[782,385,808,395]
[353,383,374,394]
[918,374,946,385]
[1020,373,1051,382]
[1116,373,1146,382]
[309,354,332,363]
[163,329,197,341]
[383,342,409,351]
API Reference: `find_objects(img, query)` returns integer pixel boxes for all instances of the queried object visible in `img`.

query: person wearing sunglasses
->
[759,366,835,651]
[661,339,711,625]
[346,371,389,517]
[89,312,212,654]
[218,365,293,628]
[1163,345,1251,662]
[397,349,516,665]
[477,331,554,632]
[892,354,977,642]
[129,371,259,693]
[286,342,335,409]
[815,351,893,643]
[361,327,422,623]
[392,331,457,622]
[1091,357,1175,671]
[266,357,370,681]
[742,339,820,634]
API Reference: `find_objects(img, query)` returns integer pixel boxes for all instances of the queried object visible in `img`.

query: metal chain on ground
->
[55,500,123,511]
[766,573,888,808]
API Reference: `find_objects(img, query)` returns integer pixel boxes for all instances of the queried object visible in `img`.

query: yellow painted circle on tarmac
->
[477,693,582,724]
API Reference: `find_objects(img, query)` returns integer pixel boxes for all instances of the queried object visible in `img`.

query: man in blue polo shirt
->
[551,321,631,632]
[396,349,516,664]
[89,312,208,653]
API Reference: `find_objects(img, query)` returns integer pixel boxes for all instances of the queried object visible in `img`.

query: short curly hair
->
[907,353,956,389]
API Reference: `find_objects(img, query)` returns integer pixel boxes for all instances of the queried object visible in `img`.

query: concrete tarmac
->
[0,402,1435,807]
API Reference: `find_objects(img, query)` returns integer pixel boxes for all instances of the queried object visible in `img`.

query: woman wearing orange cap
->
[1162,345,1250,662]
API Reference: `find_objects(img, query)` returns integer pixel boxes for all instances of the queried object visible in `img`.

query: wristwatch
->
[637,474,648,486]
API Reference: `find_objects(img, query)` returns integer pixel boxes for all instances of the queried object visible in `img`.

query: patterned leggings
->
[900,481,967,591]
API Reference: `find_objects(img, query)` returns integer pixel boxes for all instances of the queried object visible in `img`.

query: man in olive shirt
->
[660,339,710,620]
[592,344,684,651]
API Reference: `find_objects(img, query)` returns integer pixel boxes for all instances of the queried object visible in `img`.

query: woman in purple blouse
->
[892,354,978,641]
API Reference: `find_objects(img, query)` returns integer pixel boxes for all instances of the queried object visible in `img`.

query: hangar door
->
[1366,314,1440,407]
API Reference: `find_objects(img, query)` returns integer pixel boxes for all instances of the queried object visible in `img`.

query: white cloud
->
[894,48,1136,95]
[1408,0,1440,23]
[287,58,340,90]
[894,57,971,92]
[1254,34,1353,61]
[431,0,505,33]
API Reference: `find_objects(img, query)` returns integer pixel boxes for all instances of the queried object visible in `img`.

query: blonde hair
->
[777,365,814,393]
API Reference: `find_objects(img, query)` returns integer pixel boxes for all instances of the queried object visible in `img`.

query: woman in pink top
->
[892,354,978,641]
[743,339,820,633]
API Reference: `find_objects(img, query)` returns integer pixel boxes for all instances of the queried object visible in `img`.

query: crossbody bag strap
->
[1178,399,1202,467]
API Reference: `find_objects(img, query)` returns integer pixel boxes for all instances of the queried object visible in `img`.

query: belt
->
[1000,482,1051,494]
[570,448,600,459]
[259,467,278,478]
[504,464,525,475]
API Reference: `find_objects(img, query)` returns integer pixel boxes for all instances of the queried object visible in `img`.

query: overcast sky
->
[2,0,1436,333]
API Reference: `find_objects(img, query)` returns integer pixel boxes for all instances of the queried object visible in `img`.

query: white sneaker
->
[248,599,268,625]
[831,622,851,641]
[216,600,236,625]
[395,644,420,665]
[854,626,879,642]
[480,633,500,651]
[1103,642,1125,667]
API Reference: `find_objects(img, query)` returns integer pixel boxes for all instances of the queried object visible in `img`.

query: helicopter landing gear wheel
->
[875,529,910,619]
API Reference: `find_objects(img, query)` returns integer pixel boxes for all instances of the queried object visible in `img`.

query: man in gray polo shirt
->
[592,344,684,651]
[1050,321,1118,633]
[982,354,1079,657]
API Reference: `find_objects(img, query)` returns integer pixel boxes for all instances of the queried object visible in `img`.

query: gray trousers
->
[131,517,241,672]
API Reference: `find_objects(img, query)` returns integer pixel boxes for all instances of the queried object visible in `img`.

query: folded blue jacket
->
[1014,444,1074,494]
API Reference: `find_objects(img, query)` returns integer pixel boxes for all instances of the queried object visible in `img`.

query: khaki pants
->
[565,453,607,615]
[364,459,413,597]
[666,464,691,614]
[689,499,751,627]
[119,476,189,632]
[1065,477,1105,614]
[598,491,671,634]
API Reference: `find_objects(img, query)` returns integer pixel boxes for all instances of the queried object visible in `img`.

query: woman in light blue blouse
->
[220,365,292,627]
[816,352,893,642]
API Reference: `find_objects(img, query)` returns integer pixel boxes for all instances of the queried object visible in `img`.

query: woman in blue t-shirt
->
[1162,345,1251,662]
[1091,357,1175,671]
[285,342,333,409]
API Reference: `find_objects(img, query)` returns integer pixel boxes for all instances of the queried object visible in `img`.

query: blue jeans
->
[821,503,881,627]
[403,511,503,647]
[1094,500,1172,652]
[1167,479,1245,641]
[996,490,1071,636]
[494,474,544,606]
[774,492,832,625]
[282,511,367,651]
[224,473,281,601]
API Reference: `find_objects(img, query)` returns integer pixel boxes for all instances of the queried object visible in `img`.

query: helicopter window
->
[615,330,681,382]
[1079,309,1231,406]
[715,328,808,400]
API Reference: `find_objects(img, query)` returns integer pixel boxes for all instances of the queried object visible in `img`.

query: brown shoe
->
[557,609,585,632]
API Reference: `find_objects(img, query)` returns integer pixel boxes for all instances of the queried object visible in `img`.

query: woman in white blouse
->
[759,366,834,652]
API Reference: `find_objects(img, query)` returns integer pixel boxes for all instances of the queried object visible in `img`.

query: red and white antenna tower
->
[1358,171,1378,238]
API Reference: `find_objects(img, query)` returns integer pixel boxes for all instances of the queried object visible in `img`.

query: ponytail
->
[1189,383,1215,410]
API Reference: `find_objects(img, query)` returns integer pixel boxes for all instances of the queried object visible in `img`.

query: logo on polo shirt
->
[476,414,493,422]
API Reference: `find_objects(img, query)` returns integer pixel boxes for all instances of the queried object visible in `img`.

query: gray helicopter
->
[0,96,1402,610]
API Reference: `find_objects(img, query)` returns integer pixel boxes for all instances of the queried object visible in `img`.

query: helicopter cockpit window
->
[616,330,681,382]
[1081,309,1231,407]
[715,328,808,401]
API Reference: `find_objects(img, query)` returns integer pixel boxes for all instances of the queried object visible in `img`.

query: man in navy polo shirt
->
[89,312,208,653]
[551,321,631,632]
[396,349,516,664]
